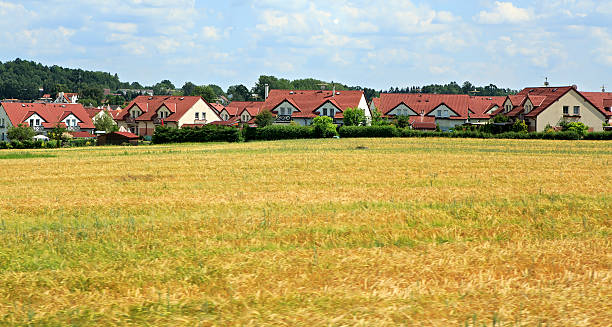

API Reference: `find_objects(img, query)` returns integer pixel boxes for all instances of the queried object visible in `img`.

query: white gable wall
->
[427,104,458,118]
[387,103,417,116]
[536,89,606,132]
[0,105,12,141]
[178,99,221,126]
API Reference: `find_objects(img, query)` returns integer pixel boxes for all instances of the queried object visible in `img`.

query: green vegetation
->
[312,116,337,137]
[7,124,35,142]
[254,110,275,127]
[342,107,366,126]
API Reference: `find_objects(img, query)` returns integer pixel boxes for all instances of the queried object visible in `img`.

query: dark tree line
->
[0,59,516,107]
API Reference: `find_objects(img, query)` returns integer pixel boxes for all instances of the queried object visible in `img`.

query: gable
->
[486,105,499,115]
[24,112,45,124]
[389,103,418,116]
[427,104,459,117]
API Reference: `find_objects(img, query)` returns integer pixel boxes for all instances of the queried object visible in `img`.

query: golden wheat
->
[0,138,610,326]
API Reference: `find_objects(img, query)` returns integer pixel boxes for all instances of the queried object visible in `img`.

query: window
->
[573,106,580,115]
[563,106,569,115]
[329,109,334,117]
[36,119,40,126]
[323,108,328,116]
[605,107,611,112]
[443,110,448,117]
[436,110,441,117]
[280,108,285,115]
[202,112,206,120]
[195,112,199,120]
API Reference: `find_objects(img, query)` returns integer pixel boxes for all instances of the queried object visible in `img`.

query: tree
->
[94,111,119,133]
[48,123,68,147]
[226,84,251,102]
[181,82,196,96]
[343,107,366,126]
[396,115,411,128]
[152,80,175,95]
[7,124,35,142]
[255,110,275,127]
[371,108,390,126]
[208,84,226,98]
[192,85,216,103]
[78,98,98,107]
[312,116,337,137]
[512,119,528,133]
[560,121,588,136]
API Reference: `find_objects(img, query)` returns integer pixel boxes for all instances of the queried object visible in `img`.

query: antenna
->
[603,85,606,92]
[544,77,549,87]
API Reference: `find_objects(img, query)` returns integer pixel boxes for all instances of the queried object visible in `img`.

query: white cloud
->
[201,26,221,40]
[476,2,533,24]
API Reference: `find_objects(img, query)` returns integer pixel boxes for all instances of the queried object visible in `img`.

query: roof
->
[409,116,437,130]
[117,96,215,122]
[209,103,225,114]
[371,97,381,112]
[70,131,96,138]
[581,92,612,117]
[376,93,505,120]
[0,102,95,129]
[112,131,139,139]
[262,90,364,119]
[84,108,103,119]
[225,101,264,117]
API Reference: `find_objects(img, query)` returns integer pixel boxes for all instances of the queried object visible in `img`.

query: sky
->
[0,0,611,91]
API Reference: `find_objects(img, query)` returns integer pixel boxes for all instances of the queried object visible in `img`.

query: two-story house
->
[494,86,607,132]
[0,102,95,141]
[260,89,370,126]
[370,93,505,131]
[115,96,221,136]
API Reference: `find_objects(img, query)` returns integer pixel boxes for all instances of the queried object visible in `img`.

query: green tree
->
[560,121,588,136]
[181,82,196,96]
[207,84,226,98]
[512,119,528,133]
[371,108,390,126]
[312,116,337,138]
[48,123,68,147]
[193,85,216,103]
[152,80,175,95]
[226,84,251,102]
[78,98,98,107]
[255,110,275,127]
[94,112,119,133]
[343,107,366,126]
[395,115,411,128]
[7,124,35,142]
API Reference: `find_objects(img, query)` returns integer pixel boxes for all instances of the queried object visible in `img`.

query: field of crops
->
[0,138,610,326]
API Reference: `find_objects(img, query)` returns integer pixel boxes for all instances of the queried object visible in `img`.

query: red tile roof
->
[113,131,139,139]
[118,96,216,122]
[225,101,264,117]
[262,90,364,119]
[209,103,225,114]
[409,116,437,130]
[581,92,612,117]
[0,102,95,129]
[376,93,504,120]
[84,108,103,119]
[70,131,96,138]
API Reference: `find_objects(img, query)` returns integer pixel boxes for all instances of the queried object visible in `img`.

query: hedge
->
[0,139,95,149]
[244,125,317,141]
[152,125,243,144]
[583,131,612,140]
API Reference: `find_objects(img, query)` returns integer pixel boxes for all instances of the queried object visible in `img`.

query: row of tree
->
[0,59,517,107]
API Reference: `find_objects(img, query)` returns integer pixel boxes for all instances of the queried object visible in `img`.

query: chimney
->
[265,84,269,100]
[544,77,549,87]
[332,83,336,97]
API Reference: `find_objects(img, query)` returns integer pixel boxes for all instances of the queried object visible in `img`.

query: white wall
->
[387,103,417,116]
[0,105,12,141]
[177,99,221,126]
[536,90,606,132]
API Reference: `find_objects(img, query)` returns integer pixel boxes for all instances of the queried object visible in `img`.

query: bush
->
[7,124,35,142]
[395,116,411,128]
[512,120,528,133]
[255,110,275,127]
[339,125,400,138]
[152,125,243,144]
[584,131,612,140]
[246,125,316,141]
[312,116,337,138]
[343,107,366,126]
[560,121,588,136]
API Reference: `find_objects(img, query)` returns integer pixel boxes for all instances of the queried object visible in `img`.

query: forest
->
[0,59,516,107]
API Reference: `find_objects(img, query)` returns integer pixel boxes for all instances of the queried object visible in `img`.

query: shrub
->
[255,110,275,127]
[395,116,411,128]
[339,126,400,138]
[583,132,612,140]
[7,124,35,142]
[512,120,528,133]
[312,116,337,138]
[153,125,242,144]
[343,107,366,126]
[559,121,589,136]
[248,125,316,141]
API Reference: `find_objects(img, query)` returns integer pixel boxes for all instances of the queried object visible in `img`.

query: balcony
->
[125,117,136,124]
[275,115,292,122]
[67,126,80,132]
[153,118,163,125]
[33,126,45,132]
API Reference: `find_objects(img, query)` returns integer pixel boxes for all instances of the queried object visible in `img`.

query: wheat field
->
[0,138,610,326]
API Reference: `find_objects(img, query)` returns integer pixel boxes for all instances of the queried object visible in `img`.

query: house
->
[114,96,221,136]
[581,92,612,126]
[218,101,265,125]
[495,86,607,132]
[260,89,371,126]
[54,92,79,104]
[371,93,505,131]
[0,102,95,141]
[38,94,53,103]
[84,107,118,132]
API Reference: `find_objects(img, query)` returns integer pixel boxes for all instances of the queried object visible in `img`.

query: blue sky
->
[1,0,611,91]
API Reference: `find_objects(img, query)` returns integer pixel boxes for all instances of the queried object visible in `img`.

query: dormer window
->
[195,112,199,120]
[329,109,334,117]
[322,108,328,116]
